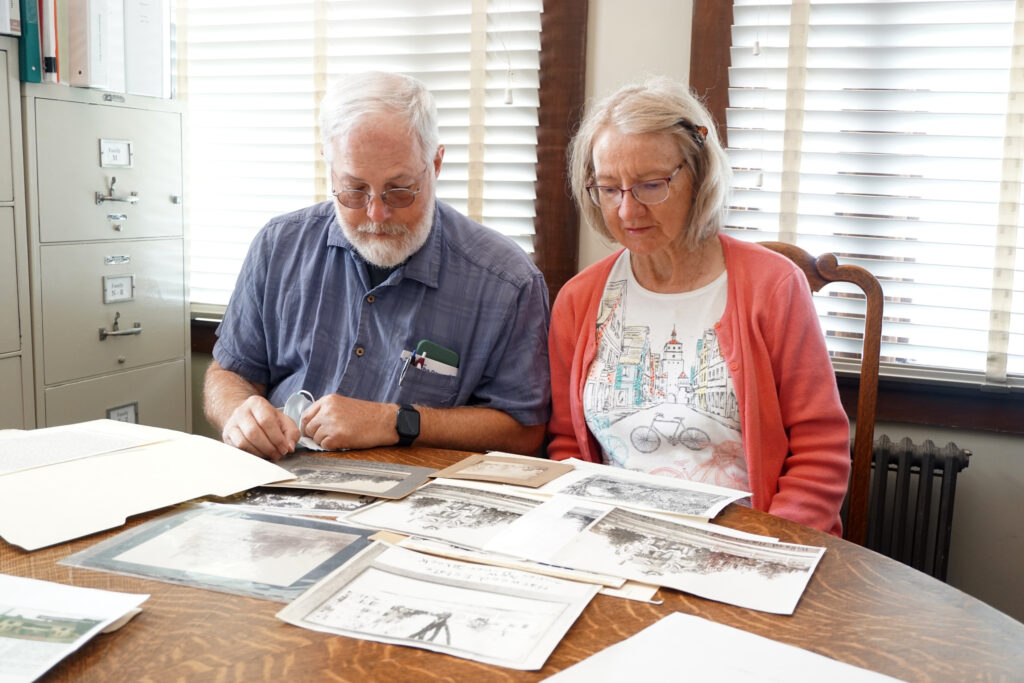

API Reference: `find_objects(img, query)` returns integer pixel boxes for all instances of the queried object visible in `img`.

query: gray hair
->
[568,76,732,251]
[319,72,440,166]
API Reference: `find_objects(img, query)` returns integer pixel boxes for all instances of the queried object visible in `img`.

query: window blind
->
[726,0,1023,389]
[178,0,542,307]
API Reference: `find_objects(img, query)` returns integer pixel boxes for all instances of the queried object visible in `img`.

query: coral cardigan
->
[547,234,851,536]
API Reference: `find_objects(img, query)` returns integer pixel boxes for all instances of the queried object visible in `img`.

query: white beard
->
[335,195,435,267]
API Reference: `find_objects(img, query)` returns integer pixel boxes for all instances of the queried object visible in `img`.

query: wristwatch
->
[395,404,420,446]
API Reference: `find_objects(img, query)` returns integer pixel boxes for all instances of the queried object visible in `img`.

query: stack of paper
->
[0,419,293,551]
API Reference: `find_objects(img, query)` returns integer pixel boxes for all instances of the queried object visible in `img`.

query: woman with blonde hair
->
[547,77,850,535]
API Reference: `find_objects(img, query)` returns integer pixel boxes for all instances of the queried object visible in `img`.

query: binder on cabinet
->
[17,0,41,81]
[67,0,124,91]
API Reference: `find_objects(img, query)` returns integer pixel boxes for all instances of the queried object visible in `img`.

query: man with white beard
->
[204,72,550,460]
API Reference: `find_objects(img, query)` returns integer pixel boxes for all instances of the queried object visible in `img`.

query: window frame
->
[689,0,1024,435]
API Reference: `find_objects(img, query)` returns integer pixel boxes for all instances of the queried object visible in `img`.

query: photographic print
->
[538,460,749,520]
[277,543,599,670]
[0,575,148,683]
[549,507,824,614]
[60,504,375,602]
[345,482,544,549]
[213,486,376,518]
[431,453,573,488]
[266,456,434,499]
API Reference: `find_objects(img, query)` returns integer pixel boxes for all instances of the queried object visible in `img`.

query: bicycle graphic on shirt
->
[629,412,711,453]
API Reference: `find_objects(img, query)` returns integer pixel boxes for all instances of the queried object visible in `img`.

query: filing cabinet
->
[22,83,190,430]
[0,37,34,430]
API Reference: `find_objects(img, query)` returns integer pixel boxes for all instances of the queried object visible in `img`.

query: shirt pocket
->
[394,364,461,407]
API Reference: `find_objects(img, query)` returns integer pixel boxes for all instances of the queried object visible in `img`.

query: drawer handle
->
[95,177,140,205]
[99,311,143,340]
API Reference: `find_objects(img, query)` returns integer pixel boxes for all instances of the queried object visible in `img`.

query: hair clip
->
[677,119,708,147]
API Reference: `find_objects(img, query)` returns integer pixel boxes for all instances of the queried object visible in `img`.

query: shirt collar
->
[326,202,442,289]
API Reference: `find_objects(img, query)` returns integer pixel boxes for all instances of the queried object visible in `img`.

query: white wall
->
[580,0,692,268]
[583,0,1024,624]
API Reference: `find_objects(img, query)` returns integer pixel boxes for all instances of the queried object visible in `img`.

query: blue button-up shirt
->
[214,200,551,426]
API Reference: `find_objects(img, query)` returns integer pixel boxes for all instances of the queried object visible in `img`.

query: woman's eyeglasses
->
[586,164,685,208]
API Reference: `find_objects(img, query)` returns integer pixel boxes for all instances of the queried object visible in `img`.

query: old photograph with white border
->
[277,543,598,670]
[549,507,824,614]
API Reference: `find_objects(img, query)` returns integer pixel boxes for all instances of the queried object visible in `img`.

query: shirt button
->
[366,294,375,303]
[355,347,365,357]
[729,361,739,371]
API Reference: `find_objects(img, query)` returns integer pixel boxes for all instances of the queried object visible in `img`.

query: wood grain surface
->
[3,446,1022,682]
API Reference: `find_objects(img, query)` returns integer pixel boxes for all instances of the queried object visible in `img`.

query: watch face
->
[397,405,420,442]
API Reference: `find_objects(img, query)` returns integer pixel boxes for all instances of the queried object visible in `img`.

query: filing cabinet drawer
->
[0,355,25,428]
[0,207,19,354]
[33,97,183,243]
[40,239,186,384]
[43,359,187,429]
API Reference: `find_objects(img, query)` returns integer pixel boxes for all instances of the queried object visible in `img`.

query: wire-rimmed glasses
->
[331,166,428,209]
[586,164,685,208]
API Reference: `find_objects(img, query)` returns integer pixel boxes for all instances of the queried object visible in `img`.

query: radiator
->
[864,435,971,581]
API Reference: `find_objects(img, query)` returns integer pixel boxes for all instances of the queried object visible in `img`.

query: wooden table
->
[3,446,1023,682]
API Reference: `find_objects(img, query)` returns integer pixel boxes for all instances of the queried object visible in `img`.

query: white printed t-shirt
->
[582,251,749,492]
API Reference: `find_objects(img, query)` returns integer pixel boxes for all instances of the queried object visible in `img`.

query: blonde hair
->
[568,77,731,251]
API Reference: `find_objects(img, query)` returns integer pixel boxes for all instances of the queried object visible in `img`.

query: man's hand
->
[301,395,396,451]
[221,395,301,460]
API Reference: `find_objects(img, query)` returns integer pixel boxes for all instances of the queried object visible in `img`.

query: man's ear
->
[433,145,445,177]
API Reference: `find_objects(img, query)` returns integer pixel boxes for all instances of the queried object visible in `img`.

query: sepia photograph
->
[431,453,573,487]
[345,482,544,549]
[213,487,376,518]
[60,504,376,602]
[549,507,824,615]
[267,456,435,498]
[277,543,598,670]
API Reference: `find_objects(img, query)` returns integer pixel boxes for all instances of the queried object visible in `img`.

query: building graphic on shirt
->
[694,329,739,426]
[658,326,690,404]
[584,280,626,413]
[614,326,654,408]
[585,279,739,430]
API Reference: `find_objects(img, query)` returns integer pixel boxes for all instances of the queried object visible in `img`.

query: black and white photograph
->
[59,504,376,602]
[213,486,376,518]
[549,507,825,614]
[538,459,748,520]
[267,457,435,499]
[431,453,573,487]
[277,543,599,670]
[345,482,544,549]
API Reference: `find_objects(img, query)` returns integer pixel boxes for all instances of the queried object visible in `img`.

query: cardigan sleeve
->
[761,268,851,535]
[546,281,588,462]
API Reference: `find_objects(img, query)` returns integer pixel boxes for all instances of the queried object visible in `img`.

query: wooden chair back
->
[758,241,883,545]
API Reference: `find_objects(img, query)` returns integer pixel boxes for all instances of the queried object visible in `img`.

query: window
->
[723,0,1023,390]
[178,0,543,307]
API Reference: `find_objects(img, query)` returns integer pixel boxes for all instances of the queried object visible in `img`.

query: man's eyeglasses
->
[331,167,428,210]
[586,165,685,209]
